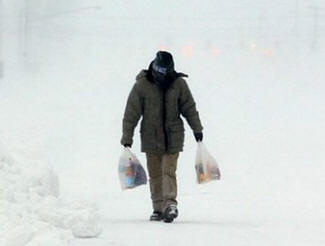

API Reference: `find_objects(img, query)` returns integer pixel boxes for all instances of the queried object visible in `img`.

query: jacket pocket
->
[168,124,184,148]
[168,124,184,132]
[140,129,157,150]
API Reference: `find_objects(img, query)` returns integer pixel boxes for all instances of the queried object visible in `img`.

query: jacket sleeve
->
[179,80,203,133]
[121,83,142,146]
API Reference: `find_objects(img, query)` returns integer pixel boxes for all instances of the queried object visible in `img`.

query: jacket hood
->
[135,66,189,90]
[136,70,148,81]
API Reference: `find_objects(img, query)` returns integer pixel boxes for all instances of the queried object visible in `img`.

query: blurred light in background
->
[264,48,272,57]
[182,45,194,57]
[212,48,221,56]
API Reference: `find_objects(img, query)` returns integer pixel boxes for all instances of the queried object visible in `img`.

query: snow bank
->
[0,143,102,246]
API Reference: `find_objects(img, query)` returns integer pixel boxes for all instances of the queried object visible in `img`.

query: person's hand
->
[123,143,132,148]
[194,132,203,142]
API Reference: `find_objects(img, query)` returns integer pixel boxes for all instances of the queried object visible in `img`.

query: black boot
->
[150,211,163,221]
[163,205,178,223]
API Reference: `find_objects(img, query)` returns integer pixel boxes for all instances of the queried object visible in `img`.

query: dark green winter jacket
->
[121,70,203,154]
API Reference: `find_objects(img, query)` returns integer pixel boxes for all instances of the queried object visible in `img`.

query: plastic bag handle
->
[123,146,134,161]
[197,141,204,161]
[124,146,131,154]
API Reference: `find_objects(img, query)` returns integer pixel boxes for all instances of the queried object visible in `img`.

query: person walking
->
[121,51,203,223]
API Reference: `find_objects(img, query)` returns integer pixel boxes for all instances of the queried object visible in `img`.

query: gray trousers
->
[146,152,179,212]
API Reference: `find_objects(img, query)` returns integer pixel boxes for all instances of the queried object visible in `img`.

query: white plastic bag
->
[118,147,147,190]
[195,142,221,184]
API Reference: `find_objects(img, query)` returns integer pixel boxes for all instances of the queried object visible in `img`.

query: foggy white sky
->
[2,0,325,40]
[1,0,325,78]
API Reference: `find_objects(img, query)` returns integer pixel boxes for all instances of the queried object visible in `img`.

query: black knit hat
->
[152,51,175,75]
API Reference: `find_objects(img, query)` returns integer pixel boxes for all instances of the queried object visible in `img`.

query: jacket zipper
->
[162,89,168,152]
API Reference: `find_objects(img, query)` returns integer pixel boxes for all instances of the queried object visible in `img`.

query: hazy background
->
[1,0,325,78]
[1,1,325,245]
[1,0,325,208]
[1,0,325,205]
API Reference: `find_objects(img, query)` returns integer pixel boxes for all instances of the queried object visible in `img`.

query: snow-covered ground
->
[1,48,324,245]
[1,1,325,245]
